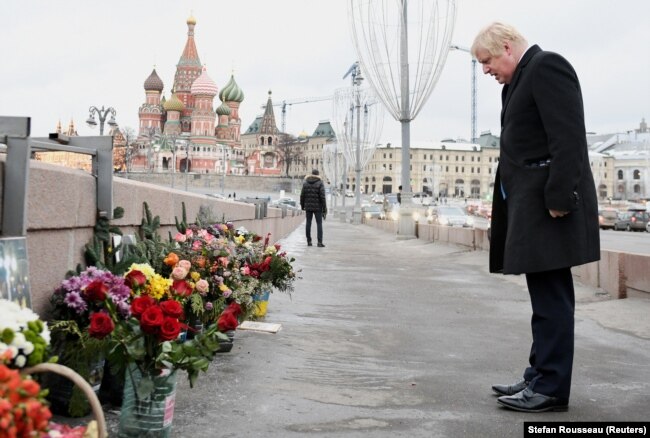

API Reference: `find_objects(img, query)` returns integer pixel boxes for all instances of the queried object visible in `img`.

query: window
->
[445,166,448,172]
[618,170,623,179]
[390,153,392,159]
[477,157,480,162]
[389,164,392,170]
[633,169,641,179]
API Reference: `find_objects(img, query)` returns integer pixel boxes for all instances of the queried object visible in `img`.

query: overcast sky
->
[2,0,648,145]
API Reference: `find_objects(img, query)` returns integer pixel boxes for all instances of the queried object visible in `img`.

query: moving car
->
[598,209,618,230]
[613,212,632,231]
[429,206,474,227]
[412,192,432,206]
[626,209,650,232]
[361,204,385,220]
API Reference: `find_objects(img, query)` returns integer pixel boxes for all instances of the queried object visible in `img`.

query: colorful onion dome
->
[191,66,218,96]
[219,74,244,103]
[164,93,185,112]
[144,68,164,92]
[187,14,196,25]
[216,102,231,116]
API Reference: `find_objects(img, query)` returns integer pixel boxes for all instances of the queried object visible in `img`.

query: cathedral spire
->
[259,90,279,134]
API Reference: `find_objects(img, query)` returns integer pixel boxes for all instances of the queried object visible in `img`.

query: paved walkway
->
[107,220,650,437]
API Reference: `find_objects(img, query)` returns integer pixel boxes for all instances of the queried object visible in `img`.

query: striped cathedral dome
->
[144,69,164,92]
[163,93,185,112]
[216,102,231,116]
[219,74,244,103]
[190,66,218,96]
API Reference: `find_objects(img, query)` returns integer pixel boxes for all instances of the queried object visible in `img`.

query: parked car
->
[598,209,618,230]
[361,204,385,220]
[345,190,354,198]
[429,206,474,227]
[272,197,297,207]
[384,193,399,206]
[371,192,384,204]
[627,209,650,231]
[412,192,432,206]
[613,212,632,231]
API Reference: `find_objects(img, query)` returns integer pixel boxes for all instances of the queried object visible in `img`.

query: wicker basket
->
[23,363,107,438]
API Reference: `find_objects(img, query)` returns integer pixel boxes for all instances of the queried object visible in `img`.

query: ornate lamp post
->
[86,106,117,136]
[349,0,456,236]
[333,71,384,224]
[323,143,347,214]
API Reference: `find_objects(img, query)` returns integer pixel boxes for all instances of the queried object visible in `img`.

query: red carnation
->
[171,279,192,297]
[159,300,184,319]
[88,312,114,339]
[159,317,182,341]
[131,295,156,318]
[125,270,147,290]
[140,306,164,335]
[217,311,238,332]
[84,280,108,302]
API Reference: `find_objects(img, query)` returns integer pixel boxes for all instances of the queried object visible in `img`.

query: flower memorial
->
[0,299,51,370]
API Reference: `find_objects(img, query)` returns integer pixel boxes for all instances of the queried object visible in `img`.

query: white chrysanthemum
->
[12,332,26,348]
[264,246,277,255]
[22,341,34,355]
[41,323,51,345]
[14,354,26,368]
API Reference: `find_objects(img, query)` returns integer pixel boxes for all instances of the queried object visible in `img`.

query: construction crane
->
[450,44,477,143]
[261,95,332,133]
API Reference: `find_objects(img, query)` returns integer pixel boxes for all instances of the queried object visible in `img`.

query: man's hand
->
[549,209,569,218]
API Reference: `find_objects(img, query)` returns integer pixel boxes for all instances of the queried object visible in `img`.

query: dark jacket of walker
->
[300,175,327,213]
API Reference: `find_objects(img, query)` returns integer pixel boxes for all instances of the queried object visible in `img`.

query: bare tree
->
[276,133,306,177]
[120,126,137,172]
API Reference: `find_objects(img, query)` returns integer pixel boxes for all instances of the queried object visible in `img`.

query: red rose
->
[159,300,184,319]
[84,280,108,302]
[217,311,238,332]
[226,302,242,317]
[88,312,114,339]
[140,306,164,335]
[125,270,147,290]
[171,279,192,297]
[158,317,182,341]
[131,295,156,318]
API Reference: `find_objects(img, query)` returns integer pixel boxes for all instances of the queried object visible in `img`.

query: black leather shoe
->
[317,243,325,247]
[497,388,568,413]
[307,242,312,246]
[492,379,528,396]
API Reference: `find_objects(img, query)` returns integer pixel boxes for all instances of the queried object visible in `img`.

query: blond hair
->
[471,22,528,58]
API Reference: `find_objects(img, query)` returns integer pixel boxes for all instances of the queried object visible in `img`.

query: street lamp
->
[86,106,117,136]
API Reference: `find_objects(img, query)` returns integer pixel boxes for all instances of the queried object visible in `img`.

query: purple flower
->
[205,302,214,311]
[63,291,88,314]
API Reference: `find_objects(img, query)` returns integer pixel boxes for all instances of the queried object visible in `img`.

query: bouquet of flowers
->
[0,299,51,369]
[91,263,226,397]
[0,359,52,438]
[242,233,299,294]
[169,223,261,323]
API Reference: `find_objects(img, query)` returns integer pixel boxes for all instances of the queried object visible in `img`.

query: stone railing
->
[363,217,650,299]
[0,158,304,315]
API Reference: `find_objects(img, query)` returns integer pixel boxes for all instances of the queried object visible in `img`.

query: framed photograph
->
[0,236,32,308]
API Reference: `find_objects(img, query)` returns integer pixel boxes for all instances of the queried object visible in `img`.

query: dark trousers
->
[305,210,323,244]
[523,267,575,400]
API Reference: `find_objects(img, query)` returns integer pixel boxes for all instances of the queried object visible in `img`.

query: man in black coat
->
[471,22,600,413]
[300,169,327,247]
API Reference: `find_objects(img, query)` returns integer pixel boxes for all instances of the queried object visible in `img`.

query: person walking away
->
[300,169,327,247]
[471,22,599,413]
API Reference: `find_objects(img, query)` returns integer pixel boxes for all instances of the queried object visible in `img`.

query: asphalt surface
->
[105,220,650,437]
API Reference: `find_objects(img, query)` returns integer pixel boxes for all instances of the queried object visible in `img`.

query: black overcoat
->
[300,175,327,213]
[489,45,600,274]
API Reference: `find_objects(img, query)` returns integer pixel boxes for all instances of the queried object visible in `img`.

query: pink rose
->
[195,279,209,294]
[178,260,192,271]
[174,233,187,243]
[241,265,251,275]
[219,257,229,267]
[171,267,188,280]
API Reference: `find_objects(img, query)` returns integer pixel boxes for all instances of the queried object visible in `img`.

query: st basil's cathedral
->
[131,15,284,175]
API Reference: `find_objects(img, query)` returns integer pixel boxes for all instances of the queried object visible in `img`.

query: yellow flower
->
[190,271,201,282]
[146,274,172,300]
[235,235,245,245]
[219,284,229,292]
